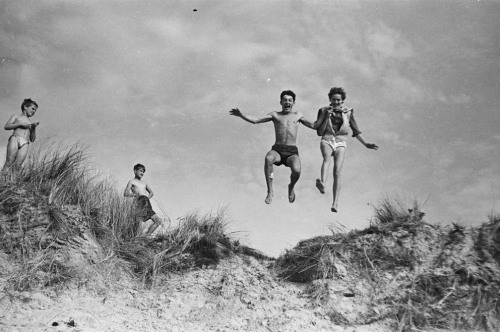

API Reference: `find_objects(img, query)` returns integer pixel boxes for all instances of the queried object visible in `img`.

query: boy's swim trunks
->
[321,137,347,153]
[272,144,299,166]
[10,134,29,149]
[135,195,156,222]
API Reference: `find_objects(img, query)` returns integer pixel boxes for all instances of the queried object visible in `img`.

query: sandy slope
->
[0,254,391,332]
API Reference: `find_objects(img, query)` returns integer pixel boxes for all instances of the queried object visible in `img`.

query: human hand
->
[230,108,242,117]
[366,143,378,150]
[30,122,40,128]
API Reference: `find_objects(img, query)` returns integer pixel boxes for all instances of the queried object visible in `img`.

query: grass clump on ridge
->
[115,208,272,283]
[1,141,257,290]
[116,209,235,280]
[276,198,429,282]
[21,141,139,240]
[275,198,500,331]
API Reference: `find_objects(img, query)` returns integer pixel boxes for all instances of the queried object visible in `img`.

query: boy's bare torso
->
[271,111,304,146]
[10,114,32,140]
[128,179,150,197]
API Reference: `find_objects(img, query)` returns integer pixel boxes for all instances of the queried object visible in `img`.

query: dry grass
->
[8,249,81,291]
[275,199,500,331]
[116,209,237,281]
[1,142,255,291]
[19,142,139,241]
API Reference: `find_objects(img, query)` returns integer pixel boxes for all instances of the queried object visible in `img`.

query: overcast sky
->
[1,0,499,256]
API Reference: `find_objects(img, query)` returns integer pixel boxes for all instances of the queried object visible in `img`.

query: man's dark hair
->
[280,90,296,102]
[133,163,146,172]
[328,87,346,101]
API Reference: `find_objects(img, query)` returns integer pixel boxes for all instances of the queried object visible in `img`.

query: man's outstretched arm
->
[299,109,329,129]
[230,108,273,124]
[299,117,316,129]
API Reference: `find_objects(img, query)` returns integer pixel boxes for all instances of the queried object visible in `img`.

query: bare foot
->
[288,184,296,203]
[315,179,325,194]
[331,204,337,213]
[265,192,273,204]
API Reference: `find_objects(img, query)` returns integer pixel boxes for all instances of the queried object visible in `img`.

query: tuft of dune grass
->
[17,141,139,241]
[116,208,236,281]
[2,141,268,290]
[275,199,500,331]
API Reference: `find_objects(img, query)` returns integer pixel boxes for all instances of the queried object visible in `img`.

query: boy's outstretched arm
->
[230,108,272,124]
[355,134,378,150]
[123,181,135,197]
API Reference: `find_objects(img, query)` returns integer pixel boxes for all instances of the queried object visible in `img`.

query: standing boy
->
[124,163,163,236]
[230,90,319,204]
[2,98,40,173]
[315,87,378,213]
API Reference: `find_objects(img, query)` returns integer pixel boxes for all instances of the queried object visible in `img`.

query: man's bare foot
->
[331,204,337,213]
[265,192,273,204]
[315,179,325,194]
[288,184,296,203]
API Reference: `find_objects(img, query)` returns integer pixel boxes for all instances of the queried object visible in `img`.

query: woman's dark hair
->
[328,87,346,101]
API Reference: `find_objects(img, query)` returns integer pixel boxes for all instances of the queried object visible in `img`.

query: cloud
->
[365,22,414,60]
[436,92,473,104]
[449,94,472,104]
[0,59,23,99]
[380,72,424,105]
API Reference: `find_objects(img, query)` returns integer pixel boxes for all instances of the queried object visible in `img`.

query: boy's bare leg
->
[331,147,346,212]
[317,141,333,194]
[145,214,162,236]
[2,136,18,172]
[13,144,29,170]
[264,151,280,204]
[286,155,301,203]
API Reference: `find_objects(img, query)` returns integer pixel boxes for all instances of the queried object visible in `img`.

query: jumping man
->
[230,90,319,204]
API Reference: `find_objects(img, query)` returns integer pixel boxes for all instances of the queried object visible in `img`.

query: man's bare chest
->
[274,115,301,128]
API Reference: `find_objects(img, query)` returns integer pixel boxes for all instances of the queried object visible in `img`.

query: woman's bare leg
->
[317,141,333,193]
[331,147,346,212]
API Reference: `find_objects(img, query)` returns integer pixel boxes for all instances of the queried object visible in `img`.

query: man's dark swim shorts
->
[272,144,299,166]
[135,195,156,222]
